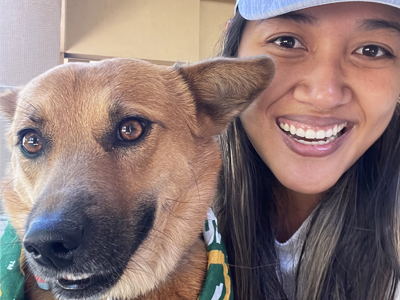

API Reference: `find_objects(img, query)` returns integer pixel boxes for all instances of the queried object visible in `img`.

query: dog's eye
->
[21,131,43,155]
[118,118,145,142]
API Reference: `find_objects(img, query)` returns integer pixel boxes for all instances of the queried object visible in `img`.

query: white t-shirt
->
[274,216,400,299]
[275,216,311,300]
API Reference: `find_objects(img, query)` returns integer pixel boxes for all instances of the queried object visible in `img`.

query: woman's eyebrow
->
[357,19,400,36]
[258,12,318,25]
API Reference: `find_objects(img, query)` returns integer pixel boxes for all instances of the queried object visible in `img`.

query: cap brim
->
[236,0,400,20]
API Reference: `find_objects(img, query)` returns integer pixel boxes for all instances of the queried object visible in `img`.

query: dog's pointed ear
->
[0,88,20,120]
[175,56,274,136]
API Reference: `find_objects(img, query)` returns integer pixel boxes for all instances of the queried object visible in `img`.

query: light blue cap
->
[235,0,400,20]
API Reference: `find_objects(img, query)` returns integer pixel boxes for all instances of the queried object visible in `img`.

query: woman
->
[214,0,400,299]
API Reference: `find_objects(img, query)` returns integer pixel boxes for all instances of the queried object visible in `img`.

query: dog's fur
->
[0,57,274,300]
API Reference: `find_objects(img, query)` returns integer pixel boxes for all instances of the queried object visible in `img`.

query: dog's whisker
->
[1,178,15,193]
[189,166,201,205]
[136,226,174,242]
[122,267,155,281]
[19,101,40,114]
[22,261,31,270]
[164,197,191,204]
[135,258,157,278]
[136,244,162,259]
[11,102,42,123]
[227,262,279,270]
[162,207,192,223]
[24,286,37,295]
[146,228,173,242]
[143,233,171,245]
[126,259,157,279]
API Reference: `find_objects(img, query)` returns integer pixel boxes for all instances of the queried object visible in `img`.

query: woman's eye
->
[272,36,303,49]
[21,131,43,156]
[355,45,392,58]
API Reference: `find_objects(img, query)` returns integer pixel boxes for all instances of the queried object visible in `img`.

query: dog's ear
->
[175,55,274,136]
[0,88,19,120]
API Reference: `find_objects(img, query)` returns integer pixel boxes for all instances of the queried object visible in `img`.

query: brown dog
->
[0,56,274,300]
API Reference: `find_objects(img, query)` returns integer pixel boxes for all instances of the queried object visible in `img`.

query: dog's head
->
[0,57,274,299]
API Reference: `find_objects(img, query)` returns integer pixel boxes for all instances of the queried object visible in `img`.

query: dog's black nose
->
[23,214,83,270]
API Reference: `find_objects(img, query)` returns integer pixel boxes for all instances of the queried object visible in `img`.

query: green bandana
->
[0,221,27,300]
[0,210,232,300]
[198,209,233,300]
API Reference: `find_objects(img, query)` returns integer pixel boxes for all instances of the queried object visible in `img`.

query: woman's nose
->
[293,55,352,111]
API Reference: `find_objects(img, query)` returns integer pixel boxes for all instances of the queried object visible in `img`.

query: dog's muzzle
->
[22,201,156,299]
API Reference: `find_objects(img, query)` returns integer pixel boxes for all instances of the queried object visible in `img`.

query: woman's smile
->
[276,116,351,157]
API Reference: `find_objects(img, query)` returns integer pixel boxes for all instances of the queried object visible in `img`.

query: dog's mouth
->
[56,273,94,290]
[44,271,115,299]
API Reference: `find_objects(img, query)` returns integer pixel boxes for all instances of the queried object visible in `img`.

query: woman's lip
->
[278,123,351,157]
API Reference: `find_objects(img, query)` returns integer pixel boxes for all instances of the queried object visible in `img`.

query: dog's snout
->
[24,214,83,270]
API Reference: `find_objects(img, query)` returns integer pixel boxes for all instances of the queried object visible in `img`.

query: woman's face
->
[239,2,400,195]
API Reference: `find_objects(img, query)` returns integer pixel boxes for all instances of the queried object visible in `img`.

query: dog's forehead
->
[14,59,193,129]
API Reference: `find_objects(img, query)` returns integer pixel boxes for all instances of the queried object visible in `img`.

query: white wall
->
[200,0,235,59]
[64,0,235,63]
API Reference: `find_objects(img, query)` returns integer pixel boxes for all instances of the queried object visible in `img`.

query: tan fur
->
[0,56,274,300]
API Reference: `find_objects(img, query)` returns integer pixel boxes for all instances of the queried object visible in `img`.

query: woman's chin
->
[277,173,342,198]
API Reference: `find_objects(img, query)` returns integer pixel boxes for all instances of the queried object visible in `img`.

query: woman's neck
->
[275,187,322,243]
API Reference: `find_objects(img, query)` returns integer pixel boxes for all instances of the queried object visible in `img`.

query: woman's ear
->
[175,55,275,136]
[225,18,232,30]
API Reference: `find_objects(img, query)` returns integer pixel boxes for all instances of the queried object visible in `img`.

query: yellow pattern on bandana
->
[198,209,233,300]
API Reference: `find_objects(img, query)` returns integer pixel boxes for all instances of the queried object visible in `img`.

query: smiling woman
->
[240,3,400,195]
[214,1,400,300]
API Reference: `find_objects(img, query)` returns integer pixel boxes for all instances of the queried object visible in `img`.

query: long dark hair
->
[214,12,400,300]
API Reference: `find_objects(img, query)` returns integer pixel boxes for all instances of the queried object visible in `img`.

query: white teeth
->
[283,123,290,131]
[316,130,325,139]
[279,121,348,142]
[295,139,307,144]
[296,128,305,137]
[290,125,296,135]
[333,125,338,135]
[305,129,316,139]
[295,137,336,145]
[62,274,92,281]
[325,129,333,138]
